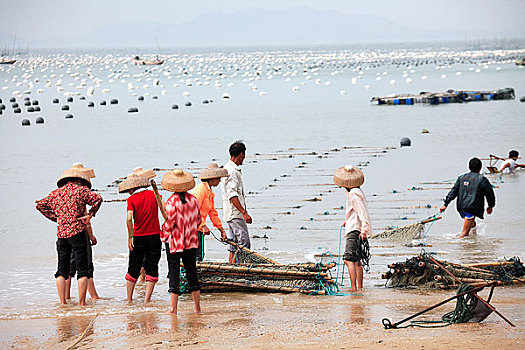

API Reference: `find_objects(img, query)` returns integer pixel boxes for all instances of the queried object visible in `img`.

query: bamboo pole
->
[199,271,334,282]
[196,263,329,278]
[201,280,325,295]
[66,314,97,350]
[461,261,514,268]
[150,180,167,221]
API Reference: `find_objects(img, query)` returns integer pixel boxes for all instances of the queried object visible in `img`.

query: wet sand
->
[3,286,524,349]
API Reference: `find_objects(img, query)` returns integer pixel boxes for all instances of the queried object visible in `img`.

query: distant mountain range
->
[1,6,522,49]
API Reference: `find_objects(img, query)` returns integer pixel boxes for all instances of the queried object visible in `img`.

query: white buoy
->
[405,78,412,84]
[389,80,396,85]
[259,91,266,96]
[292,86,300,92]
[339,90,347,95]
[87,86,94,96]
[421,75,428,80]
[440,74,447,79]
[456,72,462,76]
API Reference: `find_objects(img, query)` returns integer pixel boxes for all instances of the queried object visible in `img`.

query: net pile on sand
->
[382,254,525,290]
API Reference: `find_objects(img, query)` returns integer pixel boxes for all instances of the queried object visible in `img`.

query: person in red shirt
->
[160,169,201,315]
[119,173,162,303]
[36,167,102,306]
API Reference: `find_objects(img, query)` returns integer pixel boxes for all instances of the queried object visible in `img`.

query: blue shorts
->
[460,212,475,219]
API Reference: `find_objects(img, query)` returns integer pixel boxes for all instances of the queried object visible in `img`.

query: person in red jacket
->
[160,169,201,315]
[36,166,102,306]
[119,173,162,303]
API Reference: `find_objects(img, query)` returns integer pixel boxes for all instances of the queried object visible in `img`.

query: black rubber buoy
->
[10,97,16,103]
[128,107,139,113]
[0,98,2,103]
[110,99,118,104]
[185,102,192,106]
[87,102,94,107]
[32,100,39,105]
[61,105,69,111]
[138,96,144,101]
[12,103,19,108]
[67,97,73,102]
[24,97,30,101]
[0,104,5,110]
[27,107,35,112]
[520,96,525,102]
[14,108,21,113]
[202,100,209,104]
[100,100,106,105]
[80,96,86,100]
[22,119,30,126]
[53,98,59,104]
[24,101,31,106]
[400,137,411,147]
[34,106,41,112]
[65,114,73,119]
[172,104,179,109]
[152,96,158,100]
[36,117,44,124]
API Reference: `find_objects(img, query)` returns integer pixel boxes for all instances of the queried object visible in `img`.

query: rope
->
[357,237,370,273]
[387,283,478,329]
[418,212,442,249]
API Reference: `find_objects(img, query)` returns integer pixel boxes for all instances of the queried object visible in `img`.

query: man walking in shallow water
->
[440,157,495,238]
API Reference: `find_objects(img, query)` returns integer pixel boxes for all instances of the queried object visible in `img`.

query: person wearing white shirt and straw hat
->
[161,169,201,315]
[191,163,229,261]
[119,171,162,303]
[334,165,371,292]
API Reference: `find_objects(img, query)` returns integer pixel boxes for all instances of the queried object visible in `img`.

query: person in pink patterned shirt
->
[160,169,201,315]
[36,166,102,306]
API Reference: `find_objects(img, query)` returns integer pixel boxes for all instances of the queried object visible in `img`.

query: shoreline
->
[2,285,524,349]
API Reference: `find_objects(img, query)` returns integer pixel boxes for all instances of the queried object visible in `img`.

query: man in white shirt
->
[221,141,252,262]
[499,150,525,174]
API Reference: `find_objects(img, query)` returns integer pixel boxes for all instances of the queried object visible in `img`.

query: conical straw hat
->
[118,173,150,193]
[161,169,195,192]
[333,165,364,189]
[132,167,156,179]
[72,162,95,178]
[57,168,92,189]
[199,163,228,180]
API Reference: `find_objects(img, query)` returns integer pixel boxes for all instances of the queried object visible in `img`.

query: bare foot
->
[459,233,469,238]
[166,309,177,315]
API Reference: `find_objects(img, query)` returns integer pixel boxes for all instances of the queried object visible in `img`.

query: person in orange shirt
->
[191,163,229,261]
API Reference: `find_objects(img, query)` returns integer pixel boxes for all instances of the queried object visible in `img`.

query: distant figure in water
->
[440,157,496,238]
[499,150,525,174]
[36,166,102,306]
[334,165,371,292]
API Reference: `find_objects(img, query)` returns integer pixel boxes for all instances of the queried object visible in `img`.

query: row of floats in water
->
[371,88,517,105]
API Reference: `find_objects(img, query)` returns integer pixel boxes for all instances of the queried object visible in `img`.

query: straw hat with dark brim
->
[132,167,156,180]
[118,173,150,193]
[72,162,96,178]
[57,169,92,189]
[334,165,365,189]
[162,169,195,192]
[199,163,228,180]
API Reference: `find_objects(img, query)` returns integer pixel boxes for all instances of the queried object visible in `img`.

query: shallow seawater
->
[0,44,524,330]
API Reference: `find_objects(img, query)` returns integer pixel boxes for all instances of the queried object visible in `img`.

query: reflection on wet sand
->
[127,312,158,334]
[56,315,94,343]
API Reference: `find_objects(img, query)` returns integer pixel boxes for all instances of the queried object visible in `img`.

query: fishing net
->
[234,248,276,264]
[384,254,525,290]
[372,222,425,241]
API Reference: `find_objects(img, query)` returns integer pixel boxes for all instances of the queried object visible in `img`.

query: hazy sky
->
[1,0,524,41]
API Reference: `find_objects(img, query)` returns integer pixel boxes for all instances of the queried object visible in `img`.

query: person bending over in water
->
[36,166,102,306]
[499,150,525,174]
[440,157,496,238]
[334,165,371,292]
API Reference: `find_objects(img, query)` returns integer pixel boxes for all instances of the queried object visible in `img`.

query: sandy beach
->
[3,286,524,349]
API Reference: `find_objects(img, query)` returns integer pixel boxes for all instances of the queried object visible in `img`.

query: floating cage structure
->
[371,88,515,106]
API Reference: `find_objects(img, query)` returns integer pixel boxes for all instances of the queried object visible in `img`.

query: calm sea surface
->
[0,44,524,322]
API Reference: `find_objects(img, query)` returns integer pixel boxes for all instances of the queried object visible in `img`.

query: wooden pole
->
[197,263,329,278]
[202,280,325,295]
[150,179,167,221]
[428,256,515,327]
